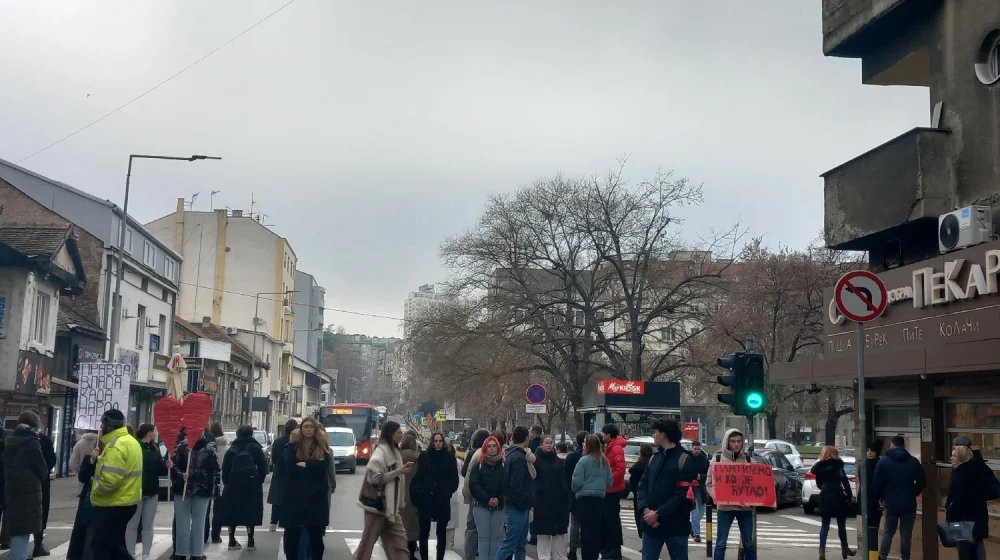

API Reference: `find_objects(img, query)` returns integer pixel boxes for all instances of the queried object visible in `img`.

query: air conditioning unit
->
[225,327,238,335]
[939,206,993,254]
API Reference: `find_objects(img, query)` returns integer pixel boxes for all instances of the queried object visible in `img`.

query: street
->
[33,468,855,560]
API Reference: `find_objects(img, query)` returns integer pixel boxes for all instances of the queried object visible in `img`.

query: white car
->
[753,439,804,469]
[326,427,358,474]
[802,456,857,515]
[623,437,692,497]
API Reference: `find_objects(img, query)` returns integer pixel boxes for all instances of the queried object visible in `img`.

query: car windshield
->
[253,431,267,445]
[328,432,355,446]
[844,463,857,476]
[624,442,645,456]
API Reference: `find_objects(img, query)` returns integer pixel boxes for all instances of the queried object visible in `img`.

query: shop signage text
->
[597,379,645,395]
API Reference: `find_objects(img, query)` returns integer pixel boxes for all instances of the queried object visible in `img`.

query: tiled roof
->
[0,225,68,258]
[174,316,260,366]
[57,306,104,336]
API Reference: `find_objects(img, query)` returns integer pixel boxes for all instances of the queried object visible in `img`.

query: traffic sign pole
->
[858,320,870,560]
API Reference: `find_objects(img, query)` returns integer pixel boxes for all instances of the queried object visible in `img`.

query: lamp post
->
[108,154,221,360]
[245,290,297,425]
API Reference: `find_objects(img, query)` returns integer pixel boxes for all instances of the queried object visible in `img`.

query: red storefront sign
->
[596,379,645,395]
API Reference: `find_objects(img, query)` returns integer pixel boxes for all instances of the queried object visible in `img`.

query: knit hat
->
[952,436,973,448]
[101,409,126,427]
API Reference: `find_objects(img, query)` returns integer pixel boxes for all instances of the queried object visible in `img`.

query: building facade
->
[291,270,327,418]
[403,284,454,338]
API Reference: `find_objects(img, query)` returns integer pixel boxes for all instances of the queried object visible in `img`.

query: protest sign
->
[710,461,777,508]
[75,361,132,430]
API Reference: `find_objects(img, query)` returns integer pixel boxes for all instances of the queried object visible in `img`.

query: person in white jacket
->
[706,428,756,560]
[354,421,415,560]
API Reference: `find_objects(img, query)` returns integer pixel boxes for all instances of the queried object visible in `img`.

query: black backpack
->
[230,445,259,486]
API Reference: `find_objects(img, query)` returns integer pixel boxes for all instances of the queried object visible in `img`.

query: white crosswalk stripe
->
[345,538,469,560]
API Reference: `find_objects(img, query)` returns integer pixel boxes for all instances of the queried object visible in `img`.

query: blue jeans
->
[714,510,755,560]
[493,507,529,560]
[690,492,704,537]
[473,507,505,560]
[641,533,688,560]
[820,516,848,550]
[10,534,30,560]
[298,527,310,560]
[174,496,211,557]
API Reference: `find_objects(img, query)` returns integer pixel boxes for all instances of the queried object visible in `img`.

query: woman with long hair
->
[627,443,653,539]
[281,418,333,560]
[534,435,570,560]
[571,435,612,560]
[354,421,414,560]
[410,432,460,560]
[171,428,221,560]
[810,446,856,559]
[399,433,421,559]
[469,435,505,560]
[126,424,171,560]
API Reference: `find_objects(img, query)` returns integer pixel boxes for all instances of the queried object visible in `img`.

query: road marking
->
[779,514,856,530]
[346,538,469,560]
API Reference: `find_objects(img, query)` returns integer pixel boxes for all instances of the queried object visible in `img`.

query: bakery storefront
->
[771,240,1000,560]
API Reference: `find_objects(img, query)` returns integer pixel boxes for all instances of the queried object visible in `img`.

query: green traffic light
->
[746,392,764,410]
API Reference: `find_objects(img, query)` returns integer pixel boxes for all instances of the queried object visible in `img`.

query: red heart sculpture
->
[153,392,215,454]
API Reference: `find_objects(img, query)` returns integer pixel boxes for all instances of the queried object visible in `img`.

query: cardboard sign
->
[75,362,132,430]
[711,461,777,508]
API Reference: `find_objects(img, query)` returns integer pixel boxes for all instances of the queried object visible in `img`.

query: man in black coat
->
[872,436,925,560]
[636,418,696,560]
[564,431,587,560]
[3,411,48,560]
[32,428,56,557]
[494,427,535,560]
[267,419,298,530]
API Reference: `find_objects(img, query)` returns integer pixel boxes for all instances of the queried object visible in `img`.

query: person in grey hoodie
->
[706,428,755,560]
[571,435,612,560]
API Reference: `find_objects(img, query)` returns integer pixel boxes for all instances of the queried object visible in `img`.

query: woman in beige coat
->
[354,421,415,560]
[399,434,421,559]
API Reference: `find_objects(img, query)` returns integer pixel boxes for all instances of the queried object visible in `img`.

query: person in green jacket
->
[89,409,143,560]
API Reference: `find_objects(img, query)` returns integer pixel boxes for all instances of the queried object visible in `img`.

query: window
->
[136,304,146,348]
[30,291,51,347]
[660,328,677,343]
[123,227,134,253]
[945,402,1000,462]
[142,240,156,268]
[158,314,167,348]
[164,257,178,281]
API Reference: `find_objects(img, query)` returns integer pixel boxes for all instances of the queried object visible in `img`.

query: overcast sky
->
[0,1,928,337]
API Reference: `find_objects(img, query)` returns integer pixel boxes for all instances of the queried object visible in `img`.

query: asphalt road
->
[38,467,856,560]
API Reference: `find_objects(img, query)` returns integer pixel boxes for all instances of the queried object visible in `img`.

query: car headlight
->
[345,447,356,457]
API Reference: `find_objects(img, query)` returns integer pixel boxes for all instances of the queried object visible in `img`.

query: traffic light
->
[716,352,745,413]
[716,352,767,416]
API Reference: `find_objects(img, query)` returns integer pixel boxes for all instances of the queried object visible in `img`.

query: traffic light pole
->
[857,321,871,560]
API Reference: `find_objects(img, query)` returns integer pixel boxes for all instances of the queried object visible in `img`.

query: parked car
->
[752,439,804,469]
[623,437,692,498]
[326,427,358,474]
[753,449,804,509]
[802,456,857,515]
[158,441,170,501]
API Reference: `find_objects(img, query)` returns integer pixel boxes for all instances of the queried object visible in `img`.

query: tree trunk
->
[824,418,839,446]
[764,410,778,441]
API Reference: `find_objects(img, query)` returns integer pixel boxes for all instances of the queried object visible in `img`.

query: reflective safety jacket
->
[90,426,143,507]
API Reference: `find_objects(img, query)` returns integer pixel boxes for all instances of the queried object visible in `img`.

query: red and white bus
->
[316,403,381,463]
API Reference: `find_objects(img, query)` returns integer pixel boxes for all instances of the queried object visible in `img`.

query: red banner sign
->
[596,379,645,395]
[710,462,776,508]
[682,422,700,441]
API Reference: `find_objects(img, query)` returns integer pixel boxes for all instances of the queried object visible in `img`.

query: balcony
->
[823,127,953,249]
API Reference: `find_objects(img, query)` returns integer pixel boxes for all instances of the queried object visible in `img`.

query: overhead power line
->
[16,0,297,164]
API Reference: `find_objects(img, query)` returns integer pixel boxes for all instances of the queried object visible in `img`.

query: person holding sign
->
[705,428,755,560]
[635,418,697,560]
[810,446,856,559]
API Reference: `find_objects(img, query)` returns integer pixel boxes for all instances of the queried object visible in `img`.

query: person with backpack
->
[636,418,696,560]
[705,428,754,560]
[221,425,268,551]
[126,424,171,560]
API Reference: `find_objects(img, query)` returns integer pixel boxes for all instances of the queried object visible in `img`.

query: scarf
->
[480,436,503,466]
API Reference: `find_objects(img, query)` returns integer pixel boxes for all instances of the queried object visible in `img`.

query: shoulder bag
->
[359,461,396,512]
[937,521,975,548]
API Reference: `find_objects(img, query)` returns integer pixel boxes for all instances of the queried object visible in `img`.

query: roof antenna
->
[186,192,200,210]
[210,190,221,210]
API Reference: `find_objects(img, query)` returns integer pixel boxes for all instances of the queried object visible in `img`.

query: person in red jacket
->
[600,424,627,560]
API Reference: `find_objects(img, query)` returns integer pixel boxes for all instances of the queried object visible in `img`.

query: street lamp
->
[245,290,297,425]
[108,154,221,360]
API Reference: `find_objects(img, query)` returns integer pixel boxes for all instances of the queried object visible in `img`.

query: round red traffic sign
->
[834,270,888,323]
[526,384,547,404]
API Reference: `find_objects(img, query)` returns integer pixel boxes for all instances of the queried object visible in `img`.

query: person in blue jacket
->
[493,427,535,560]
[636,418,697,560]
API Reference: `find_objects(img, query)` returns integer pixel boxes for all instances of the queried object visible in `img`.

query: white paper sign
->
[75,361,132,430]
[525,404,547,414]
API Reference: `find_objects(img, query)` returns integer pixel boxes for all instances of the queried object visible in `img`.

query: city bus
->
[316,403,381,463]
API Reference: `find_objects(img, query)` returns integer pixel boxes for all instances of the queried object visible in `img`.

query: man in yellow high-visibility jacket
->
[90,409,142,560]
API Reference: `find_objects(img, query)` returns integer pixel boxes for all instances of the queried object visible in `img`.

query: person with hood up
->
[810,446,856,559]
[171,429,221,560]
[872,435,924,560]
[126,424,171,560]
[946,437,991,560]
[3,411,48,560]
[460,429,491,560]
[268,419,298,531]
[599,424,627,560]
[399,433,422,560]
[469,435,505,560]
[281,418,333,560]
[706,428,755,560]
[564,431,588,560]
[354,421,414,560]
[410,432,460,560]
[533,436,570,560]
[221,425,268,551]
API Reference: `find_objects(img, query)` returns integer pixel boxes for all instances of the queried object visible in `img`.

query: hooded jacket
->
[706,428,752,512]
[4,426,47,535]
[605,435,627,494]
[811,458,853,518]
[92,426,143,507]
[69,432,99,475]
[636,443,697,538]
[872,446,925,513]
[170,436,221,499]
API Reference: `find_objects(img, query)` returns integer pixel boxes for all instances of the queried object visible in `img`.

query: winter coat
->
[69,432,99,475]
[706,428,753,512]
[214,435,231,468]
[139,441,168,497]
[221,435,269,527]
[636,444,697,538]
[532,450,569,535]
[946,458,990,541]
[629,461,648,535]
[811,458,853,518]
[400,447,421,540]
[281,429,333,528]
[171,437,221,499]
[571,455,612,499]
[872,447,925,513]
[92,427,143,508]
[564,447,583,512]
[528,436,543,454]
[605,436,627,494]
[866,455,881,513]
[469,454,505,510]
[266,431,293,506]
[410,447,460,523]
[503,445,535,511]
[360,441,406,523]
[4,426,47,535]
[39,433,56,481]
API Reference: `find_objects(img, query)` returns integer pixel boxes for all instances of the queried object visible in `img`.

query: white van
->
[326,427,358,474]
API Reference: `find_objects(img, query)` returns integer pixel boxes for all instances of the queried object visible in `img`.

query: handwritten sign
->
[75,362,132,430]
[711,461,777,508]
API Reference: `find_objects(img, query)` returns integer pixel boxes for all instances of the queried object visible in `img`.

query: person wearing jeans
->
[127,424,170,560]
[872,436,925,560]
[706,428,755,560]
[636,419,697,560]
[494,427,535,560]
[687,441,709,544]
[470,436,506,560]
[170,434,220,560]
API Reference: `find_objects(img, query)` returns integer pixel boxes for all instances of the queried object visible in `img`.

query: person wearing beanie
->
[90,409,143,560]
[3,411,47,560]
[946,436,992,559]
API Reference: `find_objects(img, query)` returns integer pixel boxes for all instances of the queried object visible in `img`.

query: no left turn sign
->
[834,270,888,323]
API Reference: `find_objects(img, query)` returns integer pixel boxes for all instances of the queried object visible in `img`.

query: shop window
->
[945,402,1000,462]
[874,405,920,431]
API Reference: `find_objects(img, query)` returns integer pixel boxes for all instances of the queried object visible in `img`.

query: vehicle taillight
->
[848,476,856,482]
[804,472,816,481]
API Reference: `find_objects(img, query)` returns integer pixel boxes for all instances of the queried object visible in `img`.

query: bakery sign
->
[596,379,645,395]
[829,248,1000,325]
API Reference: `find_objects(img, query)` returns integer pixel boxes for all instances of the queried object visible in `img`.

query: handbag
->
[937,521,975,547]
[358,463,395,512]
